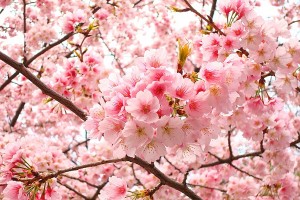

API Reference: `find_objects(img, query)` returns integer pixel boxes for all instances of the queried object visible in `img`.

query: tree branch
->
[126,156,202,200]
[288,19,300,26]
[209,0,217,19]
[90,181,108,200]
[63,139,91,154]
[98,30,125,75]
[148,182,164,198]
[58,180,89,200]
[187,183,226,193]
[0,51,87,121]
[0,71,19,91]
[229,163,262,181]
[133,0,144,7]
[227,128,235,158]
[61,174,98,188]
[26,32,74,66]
[182,0,225,35]
[10,102,25,127]
[131,163,146,188]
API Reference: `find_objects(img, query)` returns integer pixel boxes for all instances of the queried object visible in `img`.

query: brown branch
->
[90,181,108,200]
[182,169,191,186]
[261,70,275,79]
[61,174,98,188]
[163,156,182,172]
[131,163,146,188]
[229,163,262,181]
[209,0,217,19]
[58,180,89,200]
[0,51,87,121]
[126,156,202,200]
[227,128,235,158]
[187,183,226,193]
[182,0,225,35]
[0,33,75,91]
[0,71,19,91]
[201,148,264,168]
[98,30,125,75]
[21,156,202,200]
[63,139,91,154]
[288,19,300,26]
[208,151,262,180]
[10,102,25,127]
[25,32,74,66]
[148,182,164,198]
[133,0,143,7]
[290,133,300,147]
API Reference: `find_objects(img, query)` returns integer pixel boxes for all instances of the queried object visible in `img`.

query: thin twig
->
[148,182,164,198]
[209,0,217,19]
[98,30,125,75]
[229,163,262,181]
[131,163,146,188]
[63,139,91,154]
[227,128,235,158]
[126,156,202,200]
[182,169,191,186]
[0,51,87,121]
[182,0,225,35]
[187,183,226,193]
[61,174,98,188]
[90,181,108,200]
[58,180,89,200]
[0,71,19,91]
[10,102,25,127]
[288,19,300,26]
[133,0,143,7]
[26,32,75,66]
[164,156,182,172]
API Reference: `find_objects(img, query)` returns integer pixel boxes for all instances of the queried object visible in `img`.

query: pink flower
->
[137,48,168,69]
[147,81,168,99]
[94,9,109,20]
[123,120,154,148]
[98,117,125,144]
[204,83,231,113]
[100,176,127,200]
[269,46,292,70]
[105,94,126,116]
[185,93,211,118]
[200,62,224,84]
[168,74,195,100]
[137,138,166,163]
[2,181,27,200]
[43,182,61,200]
[156,116,184,147]
[84,105,105,139]
[125,90,160,123]
[62,10,87,32]
[0,0,12,7]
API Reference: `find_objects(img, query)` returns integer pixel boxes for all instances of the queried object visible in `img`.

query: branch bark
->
[9,102,25,127]
[26,32,74,66]
[209,0,217,19]
[0,71,19,91]
[0,51,87,121]
[182,0,225,35]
